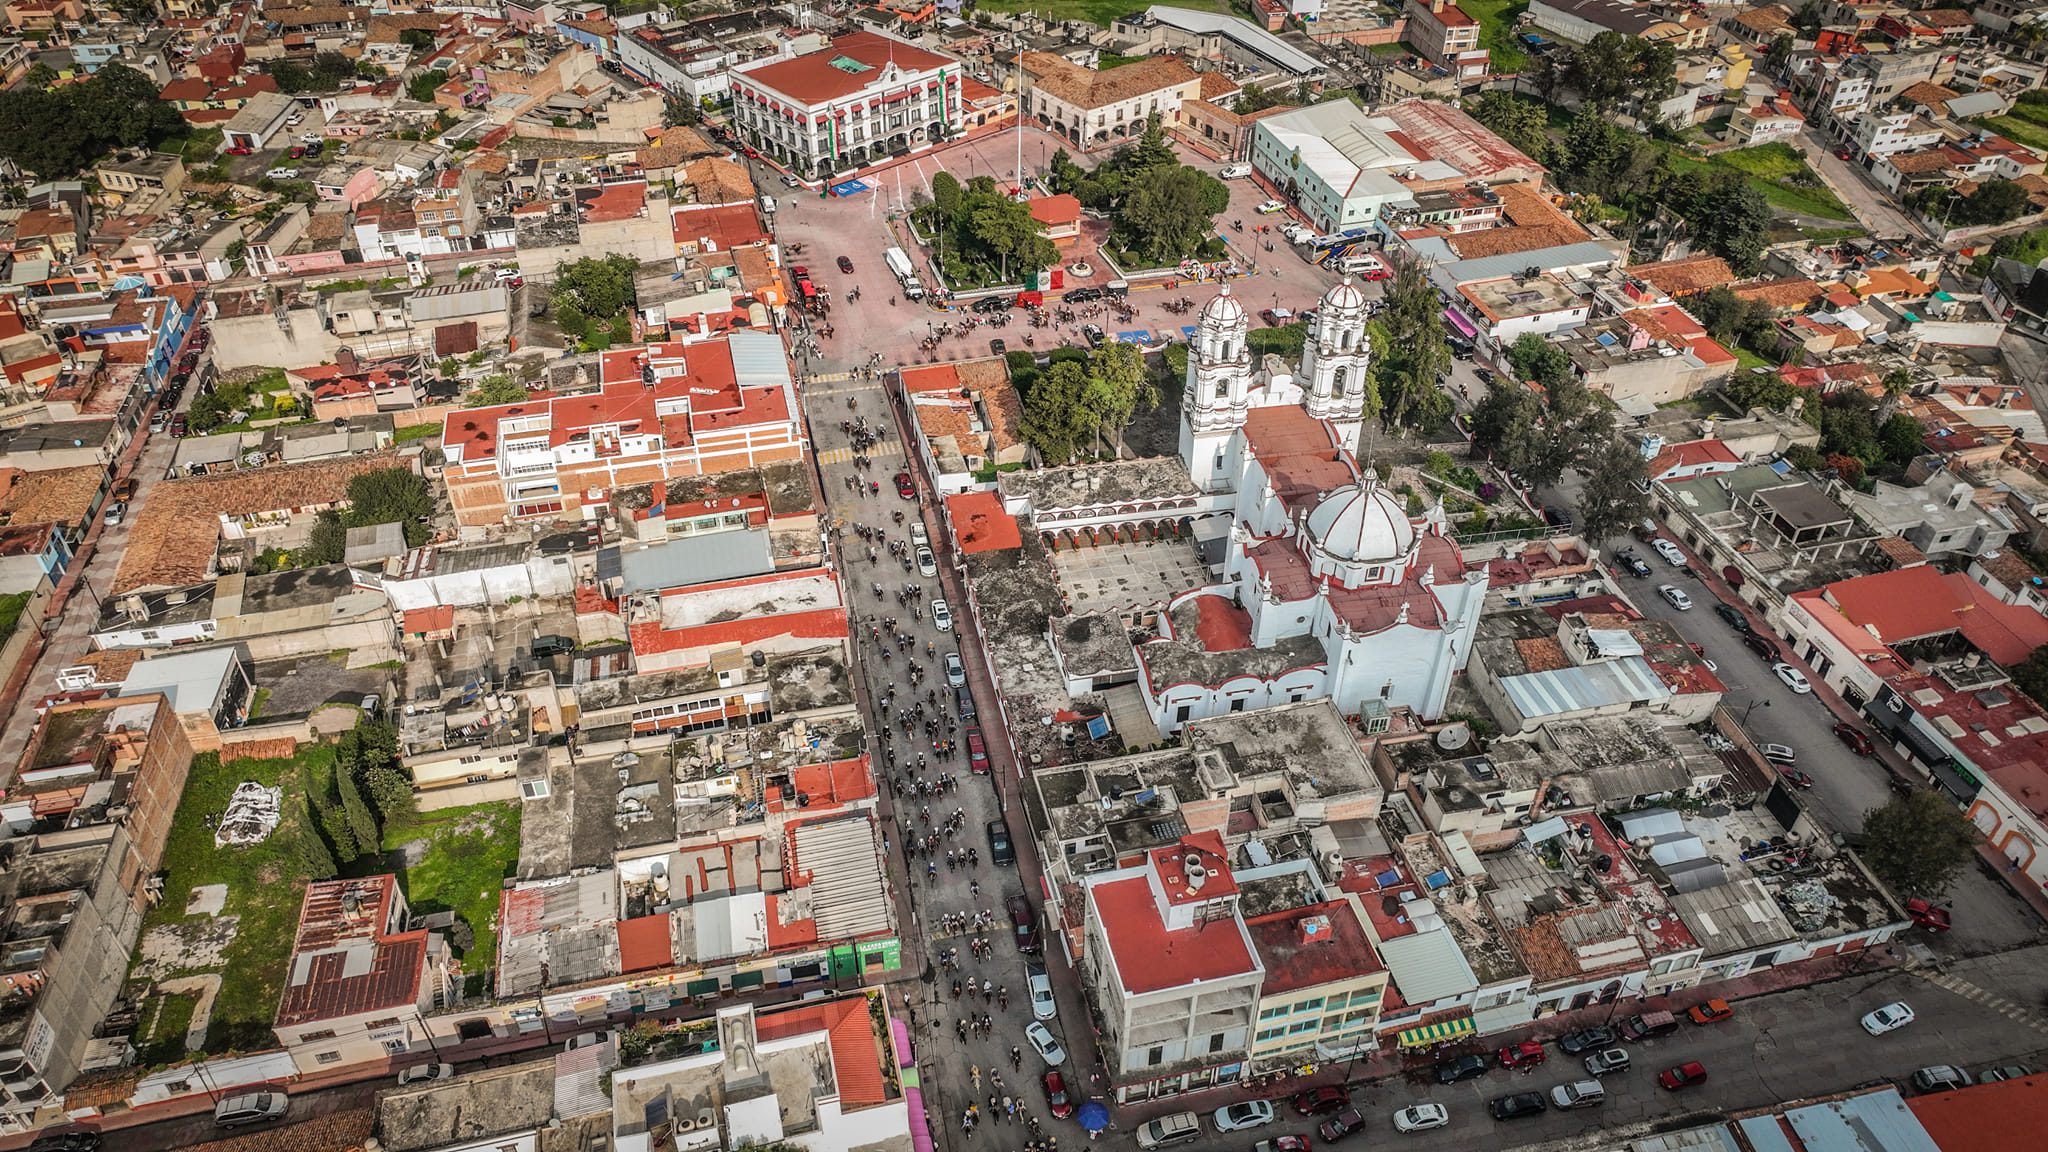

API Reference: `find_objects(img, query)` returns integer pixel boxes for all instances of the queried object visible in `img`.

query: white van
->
[1136,1112,1203,1149]
[1219,163,1252,179]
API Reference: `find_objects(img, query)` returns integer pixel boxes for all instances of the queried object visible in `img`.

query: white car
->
[1256,199,1287,214]
[945,651,966,687]
[494,266,523,282]
[916,544,937,577]
[1025,1021,1067,1066]
[1773,663,1812,694]
[1029,970,1057,1020]
[1220,163,1252,179]
[1213,1101,1276,1133]
[932,598,953,632]
[264,167,299,180]
[1659,585,1693,610]
[397,1063,454,1086]
[1862,1001,1915,1035]
[1392,1103,1450,1133]
[1652,538,1688,566]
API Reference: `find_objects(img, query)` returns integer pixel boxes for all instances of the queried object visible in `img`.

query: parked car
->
[1391,1102,1450,1132]
[1688,999,1735,1025]
[1621,1011,1680,1041]
[1743,631,1781,661]
[1776,764,1816,789]
[1558,1027,1616,1054]
[565,1030,616,1052]
[1317,1108,1367,1143]
[1497,1040,1546,1070]
[945,651,966,687]
[1082,323,1107,347]
[894,471,916,499]
[1024,1021,1064,1065]
[1043,1070,1074,1118]
[986,820,1015,866]
[1219,163,1252,178]
[1061,287,1103,304]
[1256,199,1287,214]
[967,727,989,773]
[1659,585,1693,610]
[1906,897,1952,933]
[1583,1047,1632,1077]
[398,1063,454,1086]
[1488,1092,1546,1121]
[1652,539,1687,566]
[932,598,953,632]
[1615,550,1653,578]
[1213,1101,1276,1133]
[27,1132,102,1152]
[1542,505,1572,528]
[1658,1061,1708,1090]
[990,338,1007,356]
[1862,1001,1916,1035]
[973,294,1012,314]
[1436,1054,1489,1084]
[1136,1113,1202,1150]
[1253,1138,1309,1152]
[916,544,937,576]
[214,1093,288,1129]
[1291,1086,1349,1116]
[1009,894,1041,954]
[104,501,126,526]
[1833,721,1874,756]
[1029,968,1057,1021]
[1911,1065,1969,1094]
[1772,663,1812,693]
[1714,603,1751,632]
[1549,1079,1606,1110]
[1979,1064,2032,1083]
[169,413,188,437]
[1760,743,1798,764]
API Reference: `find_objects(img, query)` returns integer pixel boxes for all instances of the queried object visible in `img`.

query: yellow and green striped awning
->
[1396,1016,1475,1049]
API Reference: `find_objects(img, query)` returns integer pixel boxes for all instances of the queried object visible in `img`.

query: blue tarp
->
[829,179,872,197]
[1115,330,1150,345]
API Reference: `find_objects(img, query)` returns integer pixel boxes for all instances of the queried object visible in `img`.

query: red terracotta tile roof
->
[739,31,957,106]
[616,914,674,973]
[946,490,1022,553]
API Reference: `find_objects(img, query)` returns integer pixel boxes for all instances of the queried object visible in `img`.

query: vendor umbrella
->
[1078,1101,1111,1132]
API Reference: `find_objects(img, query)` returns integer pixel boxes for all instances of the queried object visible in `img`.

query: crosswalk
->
[818,442,903,466]
[1910,965,2048,1033]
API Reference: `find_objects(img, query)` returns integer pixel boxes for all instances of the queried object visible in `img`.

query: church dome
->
[1306,471,1416,564]
[1321,276,1367,314]
[1199,285,1247,328]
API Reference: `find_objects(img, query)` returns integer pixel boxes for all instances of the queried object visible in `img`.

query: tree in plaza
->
[1860,790,1978,897]
[931,170,964,221]
[1082,341,1155,454]
[1465,92,1551,163]
[1114,165,1229,265]
[1021,359,1096,464]
[1045,148,1087,197]
[1576,438,1651,543]
[968,193,1057,282]
[1372,253,1454,433]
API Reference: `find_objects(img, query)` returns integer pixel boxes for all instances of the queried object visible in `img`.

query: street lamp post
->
[1742,699,1772,727]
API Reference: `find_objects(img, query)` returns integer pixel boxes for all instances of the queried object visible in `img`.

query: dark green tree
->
[295,790,340,880]
[1233,81,1294,114]
[1115,165,1229,264]
[551,253,639,319]
[2014,646,2048,710]
[1577,438,1651,543]
[1469,378,1542,464]
[1860,790,1978,896]
[1764,34,1794,75]
[1565,32,1677,109]
[334,733,382,852]
[1465,92,1551,162]
[1506,333,1573,392]
[1950,180,2031,227]
[967,193,1057,281]
[300,511,349,566]
[345,467,434,545]
[930,170,964,221]
[1877,413,1924,466]
[1374,254,1454,432]
[399,28,438,52]
[406,69,448,104]
[1020,359,1095,463]
[462,375,528,406]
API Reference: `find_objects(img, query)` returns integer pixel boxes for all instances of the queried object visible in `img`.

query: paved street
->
[1160,947,2048,1152]
[1790,128,1920,242]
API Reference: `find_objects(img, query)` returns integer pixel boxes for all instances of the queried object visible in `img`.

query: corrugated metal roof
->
[1377,928,1478,1004]
[1737,1114,1801,1152]
[1783,1088,1942,1152]
[1433,241,1619,288]
[791,814,892,941]
[728,328,793,388]
[618,529,772,593]
[1502,654,1670,720]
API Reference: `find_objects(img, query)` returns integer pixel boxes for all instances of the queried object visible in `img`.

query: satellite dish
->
[1435,723,1472,751]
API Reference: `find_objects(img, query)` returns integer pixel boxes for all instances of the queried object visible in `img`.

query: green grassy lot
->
[1976,114,2048,154]
[1668,142,1855,221]
[379,802,522,994]
[135,747,334,1055]
[135,993,198,1067]
[393,421,444,444]
[1461,0,1530,74]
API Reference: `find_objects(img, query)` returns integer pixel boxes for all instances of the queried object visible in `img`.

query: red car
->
[168,413,187,438]
[1905,896,1952,933]
[967,727,989,774]
[1659,1061,1708,1090]
[1776,764,1815,789]
[179,352,199,374]
[1833,722,1874,756]
[836,256,854,274]
[1291,1086,1348,1116]
[287,145,306,159]
[1043,1070,1072,1119]
[1498,1039,1546,1070]
[894,471,916,500]
[190,328,210,350]
[1688,999,1734,1025]
[225,145,253,156]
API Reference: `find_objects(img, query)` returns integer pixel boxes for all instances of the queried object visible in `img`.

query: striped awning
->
[1396,1016,1475,1049]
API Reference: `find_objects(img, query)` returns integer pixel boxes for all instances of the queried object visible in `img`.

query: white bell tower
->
[1180,285,1254,492]
[1301,277,1372,453]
